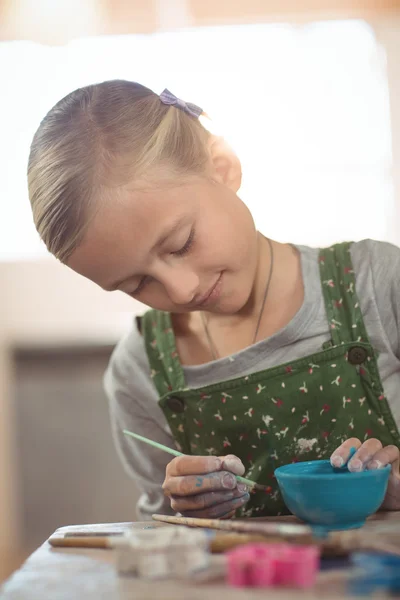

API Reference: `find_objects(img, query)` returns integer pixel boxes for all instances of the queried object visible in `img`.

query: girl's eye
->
[129,229,195,295]
[172,229,195,257]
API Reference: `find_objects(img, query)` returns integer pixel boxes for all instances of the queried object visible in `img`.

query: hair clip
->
[159,88,203,119]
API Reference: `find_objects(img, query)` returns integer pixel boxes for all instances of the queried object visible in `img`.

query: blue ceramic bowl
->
[274,460,391,531]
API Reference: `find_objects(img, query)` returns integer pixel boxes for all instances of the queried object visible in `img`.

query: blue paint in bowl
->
[274,460,390,531]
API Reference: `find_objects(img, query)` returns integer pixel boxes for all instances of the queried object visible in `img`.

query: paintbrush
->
[123,429,268,492]
[49,531,277,553]
[151,513,313,541]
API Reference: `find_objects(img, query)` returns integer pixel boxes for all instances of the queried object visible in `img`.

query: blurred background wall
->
[1,0,400,582]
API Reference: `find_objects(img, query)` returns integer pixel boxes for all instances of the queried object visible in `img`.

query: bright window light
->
[0,20,393,260]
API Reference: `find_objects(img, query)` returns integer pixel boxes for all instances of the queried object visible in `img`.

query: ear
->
[209,136,242,192]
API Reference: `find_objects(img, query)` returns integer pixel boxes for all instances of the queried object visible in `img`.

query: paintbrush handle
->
[151,513,312,540]
[49,536,112,549]
[211,533,281,553]
[49,532,281,554]
[124,430,182,457]
[123,430,266,490]
[326,530,400,558]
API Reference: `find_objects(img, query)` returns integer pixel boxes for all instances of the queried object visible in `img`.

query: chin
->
[211,295,249,315]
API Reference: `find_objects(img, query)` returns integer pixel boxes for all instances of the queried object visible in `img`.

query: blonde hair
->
[28,80,210,263]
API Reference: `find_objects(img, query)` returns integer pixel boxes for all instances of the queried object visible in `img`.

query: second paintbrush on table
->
[123,429,268,492]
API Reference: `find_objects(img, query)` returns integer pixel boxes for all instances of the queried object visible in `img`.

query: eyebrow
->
[105,215,188,292]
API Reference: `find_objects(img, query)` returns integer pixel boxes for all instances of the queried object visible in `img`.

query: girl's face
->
[68,177,259,315]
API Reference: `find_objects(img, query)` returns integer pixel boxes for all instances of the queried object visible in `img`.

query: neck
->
[238,232,272,319]
[204,232,273,329]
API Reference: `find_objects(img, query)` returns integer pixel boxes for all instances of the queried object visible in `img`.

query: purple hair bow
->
[159,89,203,119]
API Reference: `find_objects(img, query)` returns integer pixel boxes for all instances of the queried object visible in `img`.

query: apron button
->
[166,396,185,413]
[348,346,368,365]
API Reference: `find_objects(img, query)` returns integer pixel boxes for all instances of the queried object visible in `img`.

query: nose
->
[161,267,200,306]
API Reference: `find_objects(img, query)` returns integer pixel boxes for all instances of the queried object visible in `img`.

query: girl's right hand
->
[162,454,251,519]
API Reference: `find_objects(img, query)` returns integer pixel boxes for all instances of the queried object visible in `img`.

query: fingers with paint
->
[330,437,400,510]
[331,445,357,471]
[162,454,250,519]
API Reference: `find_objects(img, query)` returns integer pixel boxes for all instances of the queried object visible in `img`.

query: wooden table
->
[2,514,400,599]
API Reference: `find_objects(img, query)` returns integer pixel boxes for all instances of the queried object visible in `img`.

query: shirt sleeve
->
[351,239,400,359]
[103,322,175,520]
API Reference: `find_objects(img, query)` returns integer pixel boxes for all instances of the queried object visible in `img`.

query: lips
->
[194,273,222,308]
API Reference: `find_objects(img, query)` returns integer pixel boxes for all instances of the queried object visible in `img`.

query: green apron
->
[140,242,400,517]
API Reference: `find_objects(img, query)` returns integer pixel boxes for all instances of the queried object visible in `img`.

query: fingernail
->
[222,473,237,489]
[349,459,362,472]
[331,455,343,468]
[237,483,248,493]
[223,457,244,475]
[369,460,383,470]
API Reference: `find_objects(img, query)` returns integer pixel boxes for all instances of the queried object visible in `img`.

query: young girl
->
[28,80,400,521]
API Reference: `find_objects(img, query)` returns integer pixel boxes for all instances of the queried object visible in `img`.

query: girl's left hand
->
[330,438,400,510]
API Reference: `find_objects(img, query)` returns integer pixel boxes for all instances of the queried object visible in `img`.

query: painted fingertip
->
[331,455,344,468]
[222,473,237,489]
[369,460,383,470]
[237,483,248,493]
[348,458,363,472]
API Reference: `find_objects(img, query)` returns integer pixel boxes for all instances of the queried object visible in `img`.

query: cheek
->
[197,221,254,270]
[138,286,170,311]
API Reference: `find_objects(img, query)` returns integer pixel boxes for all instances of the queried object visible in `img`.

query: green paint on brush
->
[123,429,267,492]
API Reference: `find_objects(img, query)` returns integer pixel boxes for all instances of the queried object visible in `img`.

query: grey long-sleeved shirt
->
[104,240,400,519]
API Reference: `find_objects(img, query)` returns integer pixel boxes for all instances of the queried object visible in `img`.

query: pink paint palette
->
[226,543,320,589]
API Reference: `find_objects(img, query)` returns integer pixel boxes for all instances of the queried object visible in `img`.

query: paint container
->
[248,546,276,587]
[227,544,274,587]
[274,545,320,588]
[137,543,169,580]
[168,532,210,578]
[226,543,320,589]
[114,525,211,579]
[113,537,137,575]
[348,552,400,596]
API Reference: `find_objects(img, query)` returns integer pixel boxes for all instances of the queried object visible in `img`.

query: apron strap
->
[319,242,371,347]
[141,309,187,397]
